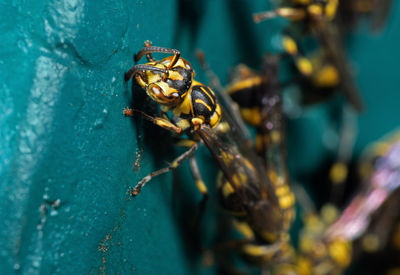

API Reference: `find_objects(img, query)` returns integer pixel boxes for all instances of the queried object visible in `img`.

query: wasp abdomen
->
[190,84,221,128]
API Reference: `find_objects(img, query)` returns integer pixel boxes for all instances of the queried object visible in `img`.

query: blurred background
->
[1,0,399,274]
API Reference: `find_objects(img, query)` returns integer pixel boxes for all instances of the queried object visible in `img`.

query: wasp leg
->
[143,40,155,62]
[253,7,306,23]
[189,156,209,231]
[134,46,180,69]
[175,139,208,198]
[130,143,198,196]
[123,107,182,134]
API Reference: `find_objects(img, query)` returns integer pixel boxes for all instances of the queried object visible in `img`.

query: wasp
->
[254,0,364,112]
[124,43,293,264]
[194,52,297,269]
[282,131,400,275]
[223,55,295,232]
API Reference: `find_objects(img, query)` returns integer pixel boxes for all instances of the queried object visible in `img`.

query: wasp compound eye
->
[150,84,162,97]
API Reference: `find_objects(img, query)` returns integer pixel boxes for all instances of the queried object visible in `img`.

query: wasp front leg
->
[130,143,199,196]
[123,107,183,134]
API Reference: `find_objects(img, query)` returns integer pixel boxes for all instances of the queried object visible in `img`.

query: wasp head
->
[133,56,194,106]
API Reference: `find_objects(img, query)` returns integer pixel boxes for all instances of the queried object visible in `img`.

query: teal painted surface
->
[1,0,399,274]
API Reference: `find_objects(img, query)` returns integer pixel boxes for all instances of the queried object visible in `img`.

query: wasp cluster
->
[124,1,399,274]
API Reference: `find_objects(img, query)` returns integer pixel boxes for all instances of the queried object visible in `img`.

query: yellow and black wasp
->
[254,0,364,112]
[124,42,295,267]
[223,55,295,233]
[277,130,400,275]
[195,52,297,270]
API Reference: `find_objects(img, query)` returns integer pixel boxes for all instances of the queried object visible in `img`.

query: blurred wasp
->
[196,52,297,270]
[124,43,295,265]
[269,130,400,275]
[253,0,364,112]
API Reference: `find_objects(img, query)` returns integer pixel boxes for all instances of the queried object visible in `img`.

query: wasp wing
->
[312,19,364,111]
[197,124,284,236]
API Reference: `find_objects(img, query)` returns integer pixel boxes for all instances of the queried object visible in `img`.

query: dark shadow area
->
[126,81,175,171]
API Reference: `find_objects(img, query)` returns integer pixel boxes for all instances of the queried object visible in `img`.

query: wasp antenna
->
[124,64,168,82]
[134,46,180,65]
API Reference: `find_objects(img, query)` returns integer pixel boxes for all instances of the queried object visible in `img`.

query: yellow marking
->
[215,121,230,133]
[232,174,241,186]
[242,244,269,257]
[270,130,281,144]
[362,234,380,252]
[313,64,340,87]
[296,256,312,275]
[279,193,295,209]
[200,86,215,105]
[215,104,221,116]
[168,70,184,81]
[176,119,191,131]
[299,234,314,253]
[209,112,220,128]
[275,185,290,197]
[195,99,212,112]
[282,36,298,55]
[176,139,196,147]
[276,7,306,21]
[304,214,324,233]
[171,161,180,168]
[155,119,181,133]
[242,158,256,173]
[191,117,204,130]
[233,220,255,240]
[268,169,282,187]
[297,57,313,76]
[293,0,310,4]
[240,107,262,126]
[135,75,147,89]
[195,180,208,195]
[146,67,163,84]
[329,162,348,185]
[321,204,339,224]
[226,77,263,95]
[221,151,234,163]
[325,0,338,20]
[329,239,352,267]
[221,181,235,198]
[308,4,323,17]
